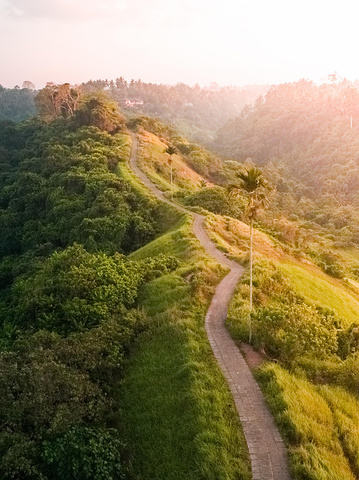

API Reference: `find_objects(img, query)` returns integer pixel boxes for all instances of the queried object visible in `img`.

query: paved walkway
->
[129,134,292,480]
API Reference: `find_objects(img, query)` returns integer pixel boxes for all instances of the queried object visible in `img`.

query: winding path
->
[129,134,292,480]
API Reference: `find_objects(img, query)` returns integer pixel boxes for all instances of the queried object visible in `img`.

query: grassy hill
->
[119,165,251,480]
[131,123,359,480]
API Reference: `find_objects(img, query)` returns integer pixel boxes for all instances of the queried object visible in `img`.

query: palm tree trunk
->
[249,219,253,343]
[170,161,173,200]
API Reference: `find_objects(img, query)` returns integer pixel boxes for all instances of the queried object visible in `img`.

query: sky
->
[1,0,358,89]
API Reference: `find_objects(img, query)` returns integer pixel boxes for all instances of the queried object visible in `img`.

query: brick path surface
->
[130,134,292,480]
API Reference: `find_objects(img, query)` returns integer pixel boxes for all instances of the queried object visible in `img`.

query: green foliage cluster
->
[307,249,346,278]
[11,244,178,334]
[0,85,36,122]
[0,113,181,478]
[182,186,242,217]
[0,247,179,477]
[83,77,269,144]
[42,426,126,480]
[0,312,143,479]
[0,119,157,263]
[253,303,338,361]
[173,139,222,178]
[228,261,359,364]
[74,93,125,133]
[216,80,359,245]
[35,83,82,121]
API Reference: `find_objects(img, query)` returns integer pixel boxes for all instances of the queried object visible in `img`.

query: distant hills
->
[0,79,269,142]
[216,80,359,246]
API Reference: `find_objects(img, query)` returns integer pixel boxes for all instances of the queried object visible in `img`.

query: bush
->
[42,427,126,480]
[74,93,125,133]
[183,186,242,217]
[12,244,146,334]
[252,303,339,362]
[317,251,345,279]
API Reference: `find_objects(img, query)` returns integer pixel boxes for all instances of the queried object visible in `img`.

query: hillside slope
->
[216,80,359,246]
[133,123,359,480]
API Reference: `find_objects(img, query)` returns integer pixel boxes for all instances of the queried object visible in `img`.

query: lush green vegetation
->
[120,214,251,480]
[122,112,359,479]
[0,89,254,479]
[0,84,36,121]
[82,77,269,144]
[123,109,359,480]
[216,79,359,247]
[0,93,183,478]
[4,76,359,480]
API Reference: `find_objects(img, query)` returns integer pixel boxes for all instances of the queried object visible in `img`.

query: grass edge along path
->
[120,154,251,478]
[256,363,358,480]
[122,132,292,480]
[121,217,251,479]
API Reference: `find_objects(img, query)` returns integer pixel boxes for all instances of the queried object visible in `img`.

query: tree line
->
[215,79,359,247]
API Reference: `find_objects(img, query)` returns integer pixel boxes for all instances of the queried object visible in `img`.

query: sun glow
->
[1,0,359,87]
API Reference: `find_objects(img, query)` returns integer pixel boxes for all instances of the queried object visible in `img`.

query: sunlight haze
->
[1,0,358,87]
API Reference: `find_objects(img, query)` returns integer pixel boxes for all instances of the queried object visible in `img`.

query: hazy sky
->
[1,0,358,88]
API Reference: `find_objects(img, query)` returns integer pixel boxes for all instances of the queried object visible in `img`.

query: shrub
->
[12,244,146,333]
[42,427,126,480]
[252,303,339,361]
[183,186,242,217]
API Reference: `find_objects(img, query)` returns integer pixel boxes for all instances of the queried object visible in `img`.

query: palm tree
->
[229,166,271,342]
[165,146,177,199]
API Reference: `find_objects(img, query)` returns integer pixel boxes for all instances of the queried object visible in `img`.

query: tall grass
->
[320,385,359,478]
[279,262,359,326]
[256,363,356,480]
[137,131,207,193]
[119,213,251,479]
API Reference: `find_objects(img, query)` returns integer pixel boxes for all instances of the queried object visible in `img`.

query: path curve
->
[129,134,292,480]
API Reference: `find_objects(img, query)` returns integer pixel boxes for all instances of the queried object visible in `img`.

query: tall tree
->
[229,166,271,342]
[22,81,35,90]
[35,82,81,121]
[165,145,177,199]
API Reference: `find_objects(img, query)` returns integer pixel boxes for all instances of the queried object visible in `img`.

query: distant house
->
[125,99,144,107]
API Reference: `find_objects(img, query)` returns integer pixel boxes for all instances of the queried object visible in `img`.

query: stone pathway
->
[129,133,292,480]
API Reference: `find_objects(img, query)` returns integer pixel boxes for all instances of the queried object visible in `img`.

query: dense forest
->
[0,84,36,122]
[86,78,269,143]
[215,79,359,247]
[0,92,179,479]
[0,79,269,144]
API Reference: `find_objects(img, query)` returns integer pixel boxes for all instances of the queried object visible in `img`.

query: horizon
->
[1,74,357,92]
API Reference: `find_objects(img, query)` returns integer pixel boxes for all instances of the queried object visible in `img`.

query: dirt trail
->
[129,134,292,480]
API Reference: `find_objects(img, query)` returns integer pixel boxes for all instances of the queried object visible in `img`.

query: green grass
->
[137,132,205,193]
[130,215,200,261]
[120,216,251,480]
[256,363,356,480]
[320,385,359,477]
[279,262,359,326]
[116,135,186,238]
